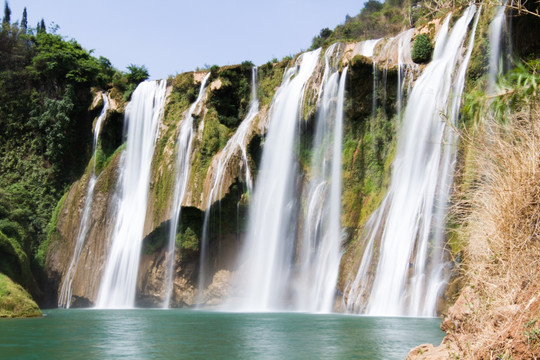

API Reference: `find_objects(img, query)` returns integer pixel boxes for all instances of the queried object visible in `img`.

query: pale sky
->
[8,0,366,79]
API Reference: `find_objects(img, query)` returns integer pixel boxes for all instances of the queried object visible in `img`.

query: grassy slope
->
[0,273,41,318]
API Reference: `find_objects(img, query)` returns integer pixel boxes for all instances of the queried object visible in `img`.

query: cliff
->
[2,3,539,358]
[43,35,414,307]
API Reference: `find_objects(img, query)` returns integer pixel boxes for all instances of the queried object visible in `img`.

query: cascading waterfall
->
[96,80,166,309]
[163,73,211,308]
[196,68,259,305]
[293,43,348,313]
[58,93,109,308]
[488,3,507,93]
[227,49,321,311]
[355,39,381,57]
[345,5,480,317]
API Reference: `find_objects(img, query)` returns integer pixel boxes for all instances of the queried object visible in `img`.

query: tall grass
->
[448,98,540,357]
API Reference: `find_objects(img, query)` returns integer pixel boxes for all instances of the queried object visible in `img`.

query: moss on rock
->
[0,273,41,318]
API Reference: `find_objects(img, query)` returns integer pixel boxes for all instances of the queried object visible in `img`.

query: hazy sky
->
[9,0,366,79]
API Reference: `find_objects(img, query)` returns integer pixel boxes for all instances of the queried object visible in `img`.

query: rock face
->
[136,207,244,307]
[45,152,122,307]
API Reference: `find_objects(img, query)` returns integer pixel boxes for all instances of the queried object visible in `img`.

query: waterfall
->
[345,5,480,317]
[354,39,381,57]
[227,49,321,311]
[163,73,211,308]
[488,3,507,94]
[58,93,109,308]
[96,81,166,309]
[293,43,347,313]
[196,68,259,305]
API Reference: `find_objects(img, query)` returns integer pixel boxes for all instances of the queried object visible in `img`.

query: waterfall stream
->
[293,43,348,312]
[488,4,507,94]
[58,93,109,308]
[96,81,166,309]
[227,49,321,311]
[163,73,211,308]
[345,5,480,317]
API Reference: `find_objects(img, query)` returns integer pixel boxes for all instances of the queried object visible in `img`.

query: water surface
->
[0,310,443,359]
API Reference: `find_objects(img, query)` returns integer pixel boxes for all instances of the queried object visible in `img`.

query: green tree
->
[126,63,149,83]
[310,27,333,49]
[2,1,10,29]
[37,18,45,34]
[29,32,102,87]
[20,7,27,32]
[362,0,383,15]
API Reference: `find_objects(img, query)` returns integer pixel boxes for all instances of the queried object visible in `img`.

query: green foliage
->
[95,142,126,175]
[171,207,205,259]
[20,7,27,31]
[309,0,408,49]
[340,56,398,234]
[189,108,230,199]
[31,85,75,168]
[208,65,252,128]
[365,0,384,13]
[172,72,199,106]
[0,273,41,318]
[126,64,149,83]
[112,64,150,101]
[411,34,433,64]
[311,27,333,49]
[149,72,202,226]
[176,227,199,251]
[2,1,10,28]
[0,5,127,296]
[35,192,67,268]
[464,60,540,124]
[0,230,31,287]
[38,19,45,34]
[240,60,254,71]
[30,32,103,86]
[257,59,288,107]
[524,319,540,349]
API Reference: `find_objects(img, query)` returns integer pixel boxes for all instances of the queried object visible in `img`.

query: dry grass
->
[443,100,540,358]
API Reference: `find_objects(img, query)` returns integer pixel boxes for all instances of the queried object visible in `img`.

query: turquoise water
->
[0,309,443,359]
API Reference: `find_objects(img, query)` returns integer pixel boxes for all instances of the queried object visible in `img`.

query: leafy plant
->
[464,60,540,124]
[176,227,199,251]
[411,34,433,64]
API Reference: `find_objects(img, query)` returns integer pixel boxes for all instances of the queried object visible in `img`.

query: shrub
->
[411,34,433,64]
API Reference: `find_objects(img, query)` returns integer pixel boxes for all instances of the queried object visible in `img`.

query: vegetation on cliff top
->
[310,0,411,49]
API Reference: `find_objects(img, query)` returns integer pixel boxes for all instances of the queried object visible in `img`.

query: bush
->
[411,34,433,64]
[176,227,199,251]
